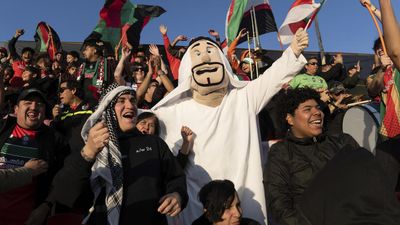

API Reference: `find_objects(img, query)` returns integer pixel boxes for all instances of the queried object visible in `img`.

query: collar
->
[286,131,326,145]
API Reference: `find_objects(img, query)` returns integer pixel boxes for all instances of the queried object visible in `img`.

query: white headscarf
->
[152,38,248,110]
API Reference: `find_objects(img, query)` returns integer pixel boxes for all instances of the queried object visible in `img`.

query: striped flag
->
[278,0,324,45]
[380,68,400,139]
[84,0,165,53]
[225,0,278,46]
[34,22,62,61]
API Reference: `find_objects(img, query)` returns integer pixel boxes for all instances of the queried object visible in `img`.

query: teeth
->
[310,120,321,124]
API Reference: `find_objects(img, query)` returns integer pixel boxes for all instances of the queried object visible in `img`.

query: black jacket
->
[51,102,93,152]
[49,129,188,225]
[0,116,70,204]
[298,146,400,225]
[264,132,359,225]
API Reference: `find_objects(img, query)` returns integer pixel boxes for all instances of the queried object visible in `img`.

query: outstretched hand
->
[208,29,220,38]
[159,24,168,35]
[237,28,248,40]
[149,44,160,57]
[290,28,309,57]
[121,45,132,60]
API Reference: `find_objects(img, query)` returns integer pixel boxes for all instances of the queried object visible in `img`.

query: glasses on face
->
[307,62,319,66]
[59,87,69,93]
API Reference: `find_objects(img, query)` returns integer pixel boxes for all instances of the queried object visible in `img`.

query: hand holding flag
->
[290,28,309,57]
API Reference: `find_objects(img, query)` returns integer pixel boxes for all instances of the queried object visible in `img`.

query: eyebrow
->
[206,42,214,46]
[191,43,200,49]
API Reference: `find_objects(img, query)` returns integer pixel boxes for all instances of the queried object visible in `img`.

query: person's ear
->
[14,104,19,115]
[286,113,294,126]
[71,88,77,95]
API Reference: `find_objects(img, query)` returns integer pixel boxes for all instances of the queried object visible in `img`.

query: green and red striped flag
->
[84,0,165,53]
[34,21,62,61]
[225,0,278,46]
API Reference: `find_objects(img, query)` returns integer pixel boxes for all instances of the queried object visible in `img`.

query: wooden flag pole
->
[365,4,388,55]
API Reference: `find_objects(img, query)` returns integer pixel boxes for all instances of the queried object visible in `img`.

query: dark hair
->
[276,88,321,130]
[306,56,319,63]
[60,79,84,100]
[373,37,383,52]
[83,41,103,57]
[21,47,35,55]
[24,65,39,75]
[136,112,160,136]
[67,50,80,59]
[198,180,237,223]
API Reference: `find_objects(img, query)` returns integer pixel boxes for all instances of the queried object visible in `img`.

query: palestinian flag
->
[225,0,278,46]
[84,0,165,54]
[34,21,62,61]
[278,0,325,45]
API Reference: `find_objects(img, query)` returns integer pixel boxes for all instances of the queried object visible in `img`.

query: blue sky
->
[1,0,399,54]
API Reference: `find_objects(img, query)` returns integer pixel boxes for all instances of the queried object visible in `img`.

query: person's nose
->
[30,101,39,110]
[201,52,211,62]
[232,205,242,218]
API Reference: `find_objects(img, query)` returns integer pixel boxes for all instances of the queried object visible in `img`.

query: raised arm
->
[171,35,188,48]
[379,0,400,70]
[246,28,308,113]
[361,0,382,22]
[8,29,24,60]
[367,53,393,97]
[227,28,247,72]
[136,53,154,103]
[208,29,221,46]
[114,46,131,86]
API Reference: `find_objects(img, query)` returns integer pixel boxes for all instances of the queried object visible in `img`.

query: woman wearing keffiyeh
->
[44,83,188,225]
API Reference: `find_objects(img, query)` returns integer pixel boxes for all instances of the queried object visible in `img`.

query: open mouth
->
[309,119,323,127]
[191,62,225,87]
[195,67,218,75]
[27,112,39,120]
[122,112,135,119]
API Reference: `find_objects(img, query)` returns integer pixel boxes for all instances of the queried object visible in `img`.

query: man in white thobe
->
[152,29,309,225]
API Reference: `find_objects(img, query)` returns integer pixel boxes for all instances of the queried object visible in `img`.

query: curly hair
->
[276,88,321,130]
[198,180,237,223]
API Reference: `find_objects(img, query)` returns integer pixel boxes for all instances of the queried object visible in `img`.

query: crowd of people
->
[1,0,400,225]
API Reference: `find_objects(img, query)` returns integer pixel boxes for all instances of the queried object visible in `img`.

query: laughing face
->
[189,40,225,88]
[15,95,46,129]
[287,99,324,138]
[114,93,138,132]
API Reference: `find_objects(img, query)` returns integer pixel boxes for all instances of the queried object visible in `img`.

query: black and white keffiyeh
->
[81,83,135,225]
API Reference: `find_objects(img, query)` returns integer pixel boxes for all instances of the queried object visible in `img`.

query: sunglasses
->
[133,67,144,72]
[307,62,319,66]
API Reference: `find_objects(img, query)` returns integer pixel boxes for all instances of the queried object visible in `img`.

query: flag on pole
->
[225,0,278,46]
[278,0,325,45]
[124,5,166,52]
[84,0,165,53]
[34,21,62,61]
